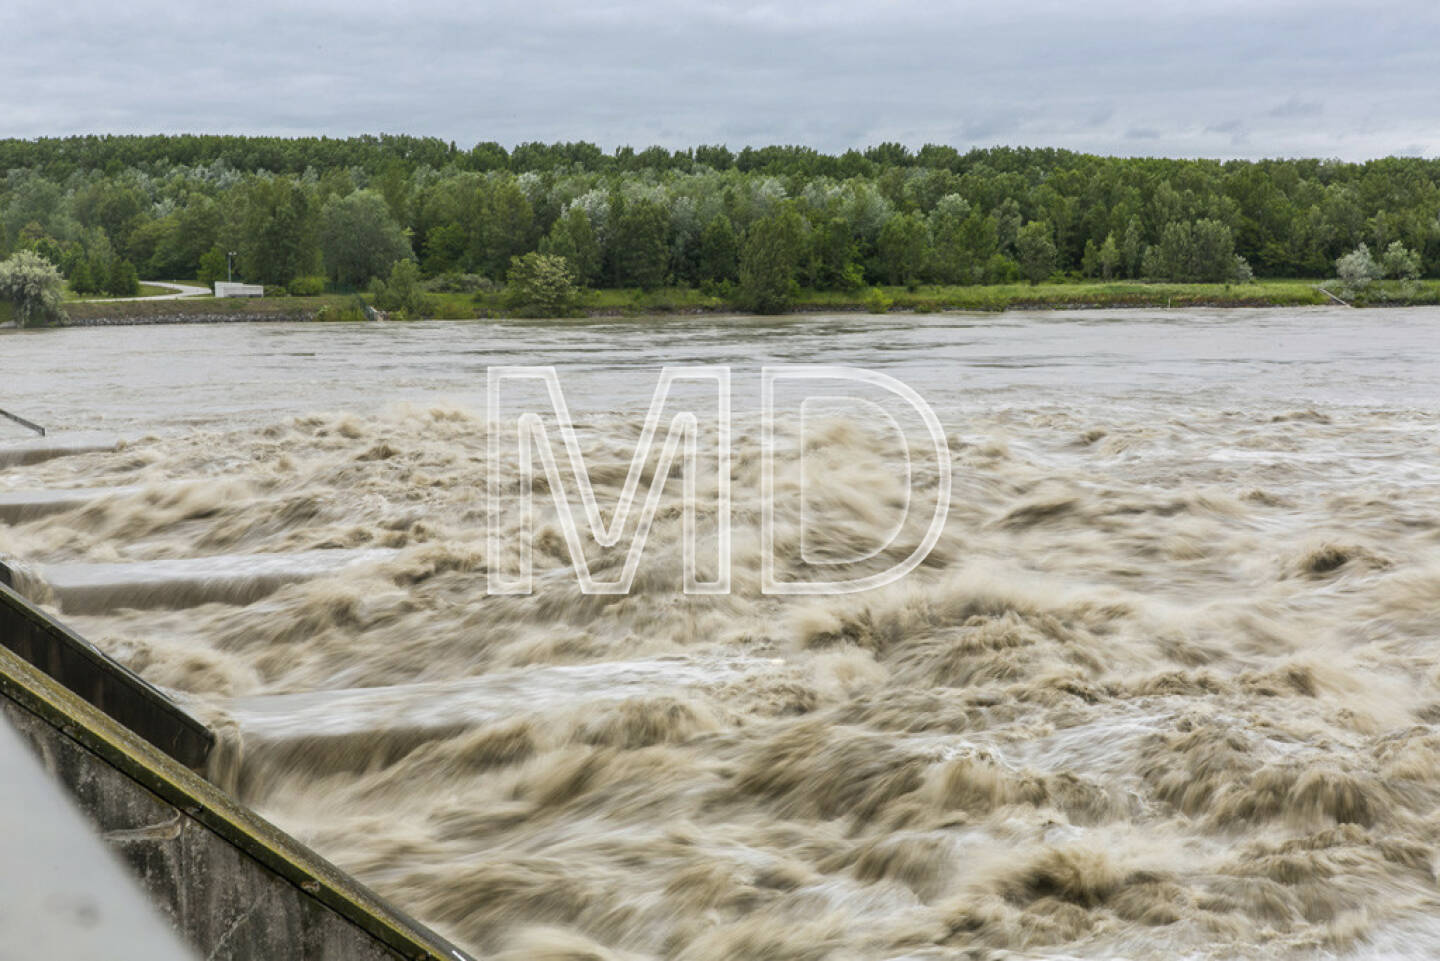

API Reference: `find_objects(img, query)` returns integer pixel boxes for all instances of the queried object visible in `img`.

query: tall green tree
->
[695,214,740,286]
[320,189,413,287]
[959,212,1002,284]
[73,179,148,255]
[105,258,139,296]
[238,176,319,286]
[421,223,467,276]
[1097,232,1121,280]
[2,175,68,247]
[927,195,972,284]
[168,197,224,279]
[1121,217,1146,279]
[1144,219,1240,282]
[475,177,536,280]
[810,216,862,289]
[877,212,929,287]
[994,198,1022,254]
[738,206,807,313]
[1016,220,1057,285]
[606,196,670,289]
[197,247,228,287]
[539,205,602,286]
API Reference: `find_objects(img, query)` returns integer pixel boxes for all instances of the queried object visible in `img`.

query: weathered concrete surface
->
[0,712,196,960]
[0,432,122,466]
[0,578,213,768]
[228,656,783,788]
[0,643,477,961]
[16,548,397,615]
[0,485,140,524]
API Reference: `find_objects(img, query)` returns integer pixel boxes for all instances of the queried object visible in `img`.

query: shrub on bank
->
[314,302,369,322]
[426,272,491,294]
[504,252,579,317]
[370,260,434,318]
[289,275,326,296]
[863,287,893,313]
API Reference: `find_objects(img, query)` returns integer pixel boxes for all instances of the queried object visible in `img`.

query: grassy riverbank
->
[22,278,1440,327]
[801,279,1335,312]
[422,279,1336,317]
[456,278,1440,316]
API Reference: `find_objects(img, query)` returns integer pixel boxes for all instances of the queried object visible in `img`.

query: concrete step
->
[0,486,141,524]
[12,548,397,615]
[224,656,786,779]
[0,433,123,468]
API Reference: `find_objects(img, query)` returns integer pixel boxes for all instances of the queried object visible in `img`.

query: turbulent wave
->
[4,395,1440,960]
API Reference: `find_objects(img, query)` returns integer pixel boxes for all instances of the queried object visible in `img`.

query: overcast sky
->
[2,0,1435,160]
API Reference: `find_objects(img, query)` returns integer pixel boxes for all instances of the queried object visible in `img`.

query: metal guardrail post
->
[0,409,45,436]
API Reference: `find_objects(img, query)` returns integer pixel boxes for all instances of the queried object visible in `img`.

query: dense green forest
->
[2,135,1437,312]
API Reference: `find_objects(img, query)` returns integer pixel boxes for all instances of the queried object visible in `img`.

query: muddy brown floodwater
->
[3,308,1440,960]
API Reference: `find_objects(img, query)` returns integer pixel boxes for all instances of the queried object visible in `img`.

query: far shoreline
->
[5,278,1437,328]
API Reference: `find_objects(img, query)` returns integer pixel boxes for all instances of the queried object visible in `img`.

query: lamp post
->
[227,251,237,284]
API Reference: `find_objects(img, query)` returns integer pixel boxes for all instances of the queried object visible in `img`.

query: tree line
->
[2,136,1438,313]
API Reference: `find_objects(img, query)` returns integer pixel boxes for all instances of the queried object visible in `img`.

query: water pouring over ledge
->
[3,308,1440,959]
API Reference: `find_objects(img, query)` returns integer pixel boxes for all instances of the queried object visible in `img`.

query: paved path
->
[81,281,210,303]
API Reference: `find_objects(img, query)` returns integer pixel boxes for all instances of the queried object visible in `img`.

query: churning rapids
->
[4,308,1440,960]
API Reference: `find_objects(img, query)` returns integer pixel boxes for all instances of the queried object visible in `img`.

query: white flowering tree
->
[1336,243,1381,291]
[1380,241,1422,281]
[0,250,66,328]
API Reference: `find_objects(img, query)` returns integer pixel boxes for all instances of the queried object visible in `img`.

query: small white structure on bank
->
[214,282,264,298]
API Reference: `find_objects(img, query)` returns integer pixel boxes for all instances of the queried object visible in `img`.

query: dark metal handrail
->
[0,409,45,436]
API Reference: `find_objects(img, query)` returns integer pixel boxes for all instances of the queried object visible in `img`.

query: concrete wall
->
[67,312,310,327]
[0,624,476,961]
[0,710,197,960]
[0,576,213,768]
[214,283,265,298]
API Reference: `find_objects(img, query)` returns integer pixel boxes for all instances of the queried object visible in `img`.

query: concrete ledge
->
[226,657,786,799]
[0,578,214,768]
[20,548,397,615]
[0,486,140,524]
[65,313,311,327]
[0,643,476,961]
[0,433,122,467]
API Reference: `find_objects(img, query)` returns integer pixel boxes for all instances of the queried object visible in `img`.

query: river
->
[2,308,1439,960]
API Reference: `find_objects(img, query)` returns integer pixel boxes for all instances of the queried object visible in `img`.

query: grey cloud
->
[1204,119,1250,147]
[960,115,1023,142]
[0,0,1437,159]
[1267,97,1324,118]
[1084,103,1116,127]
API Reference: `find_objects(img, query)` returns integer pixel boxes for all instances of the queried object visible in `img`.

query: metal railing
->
[0,409,44,436]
